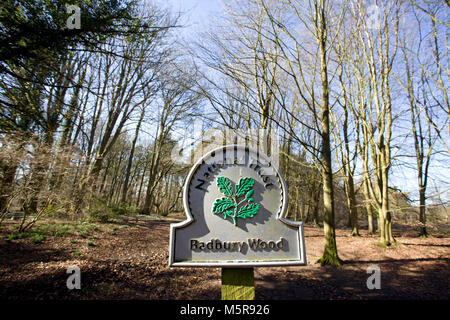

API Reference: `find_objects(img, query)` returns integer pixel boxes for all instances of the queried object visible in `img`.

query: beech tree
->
[349,0,402,245]
[399,1,448,237]
[258,0,345,265]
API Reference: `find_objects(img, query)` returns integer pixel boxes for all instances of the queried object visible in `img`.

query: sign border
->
[168,145,307,267]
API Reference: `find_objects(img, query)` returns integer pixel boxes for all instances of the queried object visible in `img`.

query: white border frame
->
[168,145,307,267]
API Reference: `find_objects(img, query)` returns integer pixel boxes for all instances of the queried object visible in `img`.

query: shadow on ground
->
[256,257,450,300]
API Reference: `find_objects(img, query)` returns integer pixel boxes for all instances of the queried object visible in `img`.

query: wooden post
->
[221,268,255,300]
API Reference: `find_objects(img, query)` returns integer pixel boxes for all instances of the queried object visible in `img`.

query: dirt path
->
[0,218,448,299]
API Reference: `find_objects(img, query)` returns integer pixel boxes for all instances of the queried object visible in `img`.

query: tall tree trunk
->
[418,186,427,237]
[316,0,342,266]
[363,177,376,235]
[0,163,17,214]
[121,107,145,204]
[136,158,149,207]
[337,60,360,236]
[312,190,321,228]
[346,176,360,236]
[142,132,163,214]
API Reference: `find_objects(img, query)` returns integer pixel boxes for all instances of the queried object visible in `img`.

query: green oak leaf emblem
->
[212,176,260,226]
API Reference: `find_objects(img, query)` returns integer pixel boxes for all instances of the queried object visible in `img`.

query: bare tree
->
[350,0,402,245]
[399,3,445,237]
[141,64,202,214]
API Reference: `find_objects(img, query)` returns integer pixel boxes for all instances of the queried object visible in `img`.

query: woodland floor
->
[0,216,449,300]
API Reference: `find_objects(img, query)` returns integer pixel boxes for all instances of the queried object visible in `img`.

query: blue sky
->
[160,0,222,35]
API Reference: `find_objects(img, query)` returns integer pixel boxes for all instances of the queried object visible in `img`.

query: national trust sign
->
[169,145,307,267]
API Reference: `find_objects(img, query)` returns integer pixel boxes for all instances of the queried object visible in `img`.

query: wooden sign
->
[169,145,306,267]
